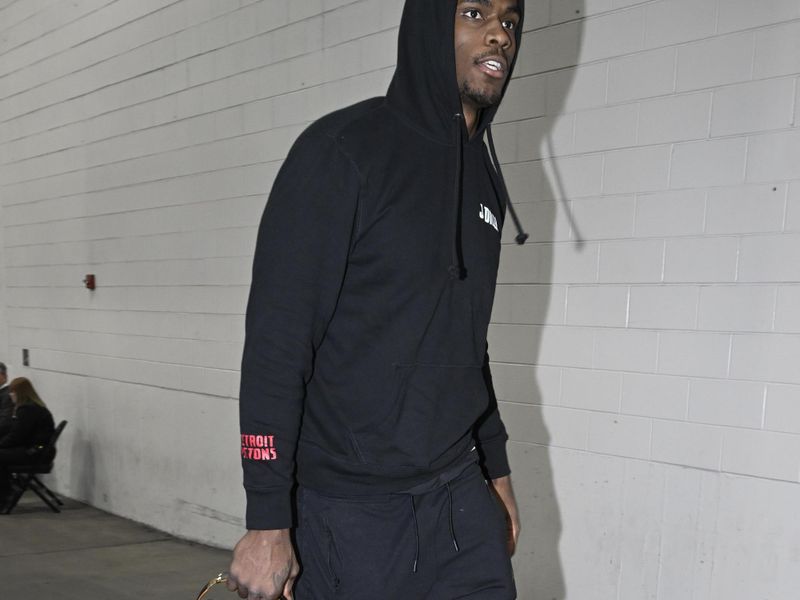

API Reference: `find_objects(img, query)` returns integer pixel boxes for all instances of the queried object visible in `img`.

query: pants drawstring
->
[409,479,462,573]
[446,482,460,553]
[410,495,420,573]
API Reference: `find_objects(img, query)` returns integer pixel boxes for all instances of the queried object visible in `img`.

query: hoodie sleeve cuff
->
[245,488,294,530]
[480,437,511,480]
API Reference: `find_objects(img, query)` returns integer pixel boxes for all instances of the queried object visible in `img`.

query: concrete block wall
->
[488,1,800,598]
[1,0,799,597]
[0,0,400,548]
[0,197,6,360]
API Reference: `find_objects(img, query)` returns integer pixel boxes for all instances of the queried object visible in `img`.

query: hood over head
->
[387,0,525,144]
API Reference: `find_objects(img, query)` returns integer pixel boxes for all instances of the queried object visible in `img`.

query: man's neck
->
[462,104,479,138]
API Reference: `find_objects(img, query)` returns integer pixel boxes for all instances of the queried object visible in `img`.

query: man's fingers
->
[282,573,297,600]
[508,518,521,556]
[505,514,515,555]
[226,574,249,598]
[282,557,300,600]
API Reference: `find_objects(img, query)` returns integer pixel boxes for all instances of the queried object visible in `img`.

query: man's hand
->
[227,529,299,600]
[490,475,521,556]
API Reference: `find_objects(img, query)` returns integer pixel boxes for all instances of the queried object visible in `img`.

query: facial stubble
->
[459,78,503,111]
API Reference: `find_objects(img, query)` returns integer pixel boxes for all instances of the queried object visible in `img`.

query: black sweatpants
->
[294,461,516,599]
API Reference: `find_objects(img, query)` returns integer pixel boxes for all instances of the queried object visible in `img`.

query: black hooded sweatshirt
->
[239,0,525,530]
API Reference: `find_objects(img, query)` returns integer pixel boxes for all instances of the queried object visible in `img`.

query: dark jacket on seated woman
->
[0,402,55,451]
[0,386,12,439]
[0,377,56,503]
[0,363,12,438]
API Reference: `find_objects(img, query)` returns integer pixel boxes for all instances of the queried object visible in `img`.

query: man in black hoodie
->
[228,1,525,598]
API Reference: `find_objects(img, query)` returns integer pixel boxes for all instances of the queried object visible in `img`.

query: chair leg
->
[28,478,61,513]
[2,474,30,515]
[31,476,64,507]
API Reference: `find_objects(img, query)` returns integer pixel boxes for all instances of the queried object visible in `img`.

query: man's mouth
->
[476,56,507,79]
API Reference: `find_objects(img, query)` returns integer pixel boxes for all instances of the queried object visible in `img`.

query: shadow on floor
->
[0,492,231,600]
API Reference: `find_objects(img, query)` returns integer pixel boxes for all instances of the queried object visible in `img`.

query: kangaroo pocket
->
[350,363,487,468]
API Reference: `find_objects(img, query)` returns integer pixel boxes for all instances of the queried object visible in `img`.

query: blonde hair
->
[8,377,47,408]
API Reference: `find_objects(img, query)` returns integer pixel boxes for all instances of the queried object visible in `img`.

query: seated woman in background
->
[0,377,55,511]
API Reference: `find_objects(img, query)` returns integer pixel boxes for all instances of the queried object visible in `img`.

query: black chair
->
[2,420,68,514]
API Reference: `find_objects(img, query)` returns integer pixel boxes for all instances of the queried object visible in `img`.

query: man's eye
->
[463,9,482,19]
[502,20,517,30]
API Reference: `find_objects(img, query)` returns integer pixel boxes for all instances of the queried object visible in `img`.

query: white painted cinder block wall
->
[1,0,799,597]
[0,197,6,361]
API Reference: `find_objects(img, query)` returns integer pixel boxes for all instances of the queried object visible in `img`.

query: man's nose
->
[485,20,513,50]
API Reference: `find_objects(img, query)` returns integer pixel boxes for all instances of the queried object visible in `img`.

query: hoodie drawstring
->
[448,117,528,280]
[486,124,529,245]
[449,113,466,280]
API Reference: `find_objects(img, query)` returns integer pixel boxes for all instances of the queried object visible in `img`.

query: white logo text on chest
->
[478,204,499,232]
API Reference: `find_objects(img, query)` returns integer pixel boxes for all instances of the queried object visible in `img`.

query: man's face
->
[0,373,6,387]
[454,0,521,112]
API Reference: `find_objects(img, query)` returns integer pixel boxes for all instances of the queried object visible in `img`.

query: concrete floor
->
[0,491,232,600]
